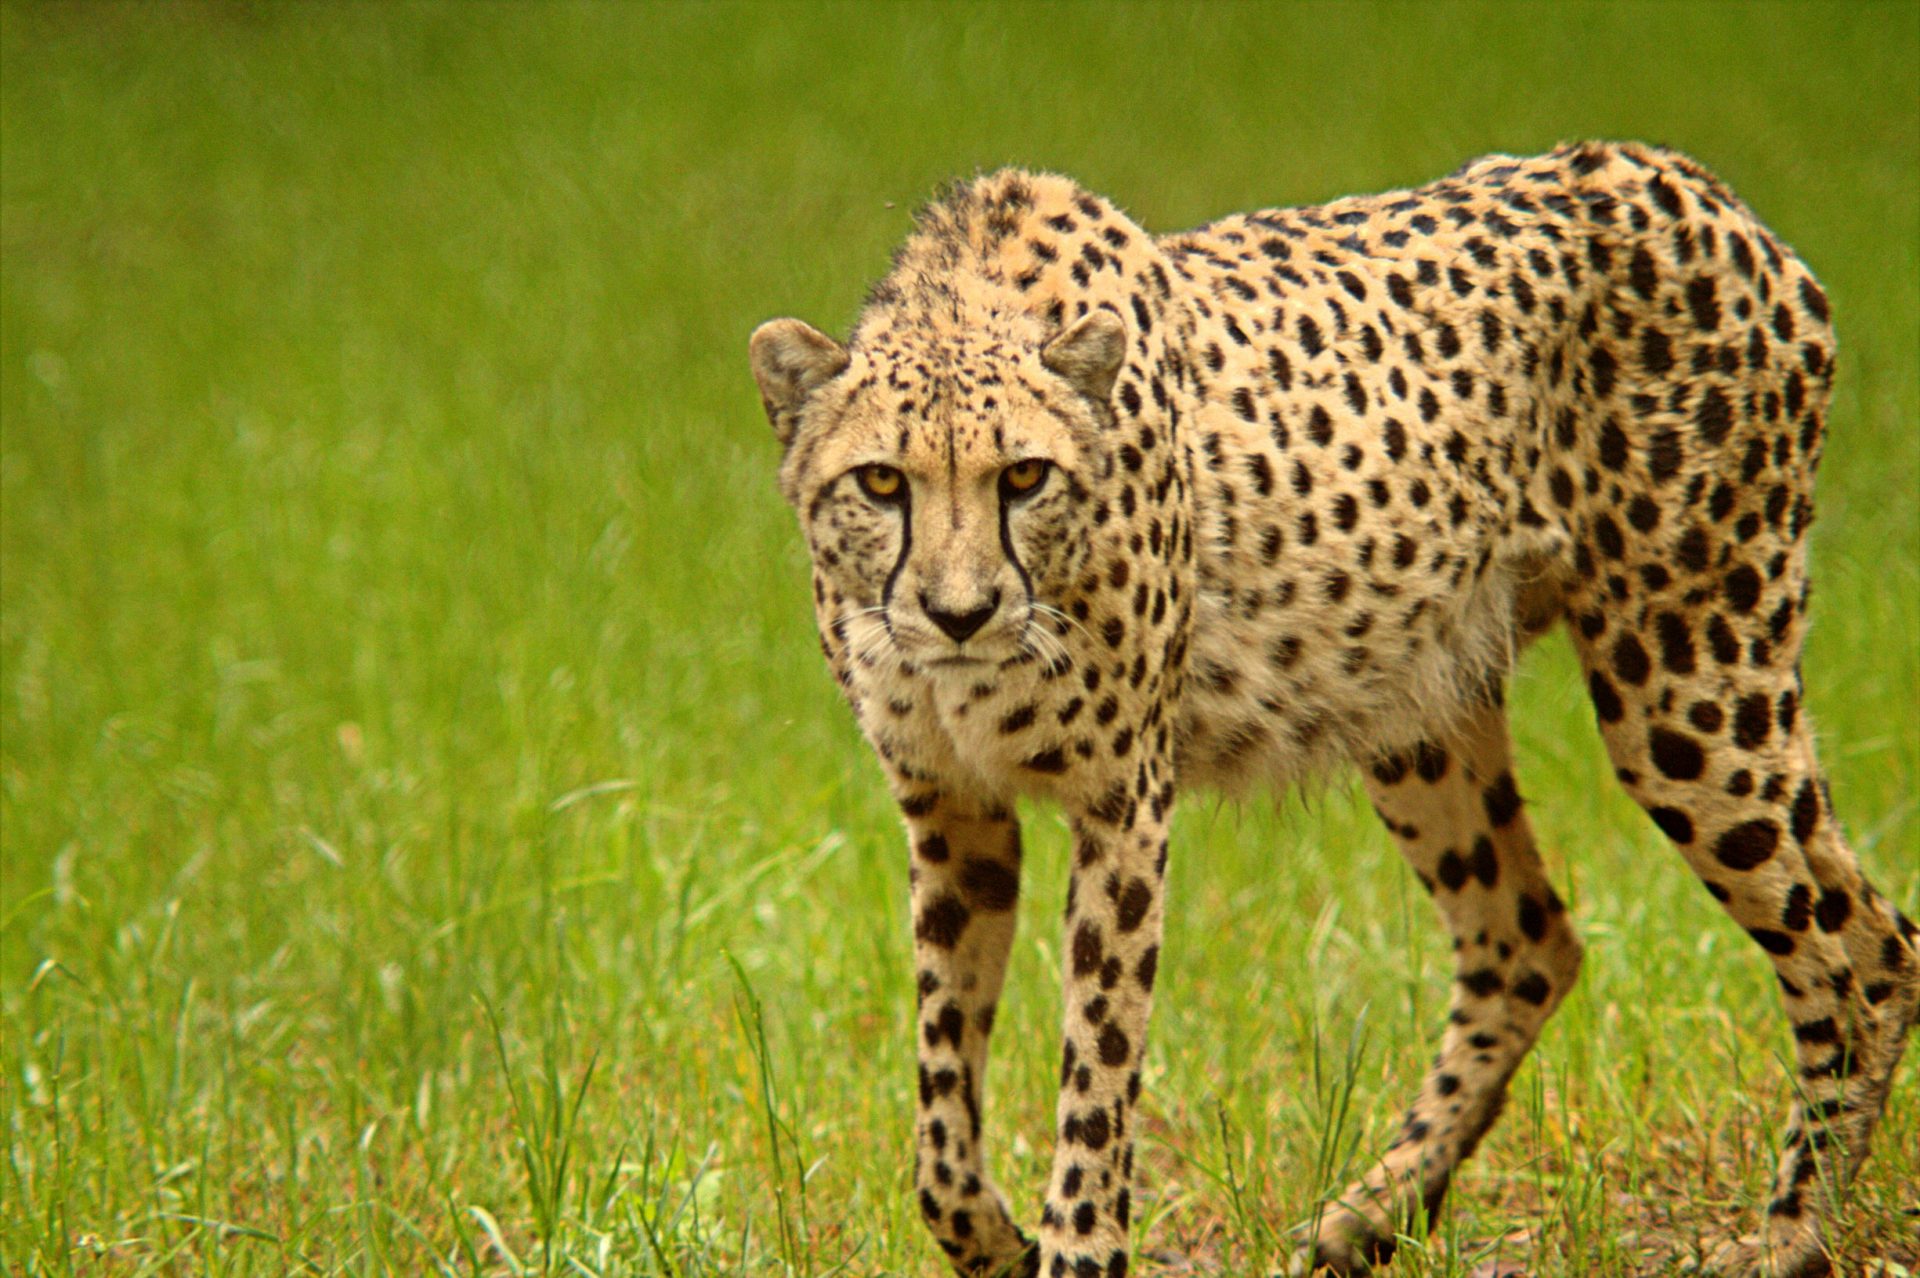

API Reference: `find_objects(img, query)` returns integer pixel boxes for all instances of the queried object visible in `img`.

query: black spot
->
[1648,806,1695,844]
[1589,346,1618,397]
[1072,921,1105,975]
[935,1003,964,1050]
[1648,430,1685,482]
[1791,780,1820,842]
[1686,276,1721,332]
[1714,819,1780,870]
[1372,752,1409,786]
[1724,564,1763,613]
[1649,174,1685,218]
[1811,892,1850,932]
[1798,277,1829,323]
[1649,728,1706,780]
[1510,272,1536,312]
[1793,1016,1838,1045]
[1458,968,1504,997]
[1097,1023,1130,1067]
[1483,773,1521,827]
[1718,232,1754,279]
[961,858,1020,911]
[1732,693,1772,750]
[1695,387,1734,444]
[1629,247,1658,299]
[1087,779,1128,824]
[1267,346,1294,392]
[1610,633,1652,685]
[1116,879,1153,933]
[1782,884,1813,932]
[1675,527,1711,573]
[1382,418,1408,461]
[1467,835,1500,886]
[1593,513,1625,559]
[916,893,971,948]
[1634,322,1674,374]
[1588,671,1624,722]
[1513,972,1552,1006]
[1654,612,1696,674]
[1471,310,1504,358]
[1598,418,1631,471]
[1297,314,1324,357]
[1518,894,1548,942]
[1024,748,1068,774]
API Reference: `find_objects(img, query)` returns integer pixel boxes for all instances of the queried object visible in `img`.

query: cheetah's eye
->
[855,464,905,502]
[1000,459,1050,498]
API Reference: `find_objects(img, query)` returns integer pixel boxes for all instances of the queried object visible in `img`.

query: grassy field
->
[2,3,1915,1275]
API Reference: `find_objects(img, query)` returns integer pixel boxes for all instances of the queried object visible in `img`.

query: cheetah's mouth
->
[924,654,990,668]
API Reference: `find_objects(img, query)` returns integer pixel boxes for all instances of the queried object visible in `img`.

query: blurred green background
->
[2,3,1914,1274]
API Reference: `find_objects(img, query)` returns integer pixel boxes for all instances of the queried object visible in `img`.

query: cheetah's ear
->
[749,318,850,447]
[1041,308,1128,406]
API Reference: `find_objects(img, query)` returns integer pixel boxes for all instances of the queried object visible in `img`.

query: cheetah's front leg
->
[1288,704,1584,1275]
[1037,785,1173,1278]
[901,790,1037,1277]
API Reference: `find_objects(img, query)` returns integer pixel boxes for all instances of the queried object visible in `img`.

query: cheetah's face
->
[750,311,1128,673]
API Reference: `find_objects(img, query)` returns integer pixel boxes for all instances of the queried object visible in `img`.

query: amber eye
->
[1001,459,1049,497]
[855,463,905,501]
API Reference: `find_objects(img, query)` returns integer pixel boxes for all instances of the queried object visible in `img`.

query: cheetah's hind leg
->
[1285,700,1584,1275]
[1570,608,1919,1277]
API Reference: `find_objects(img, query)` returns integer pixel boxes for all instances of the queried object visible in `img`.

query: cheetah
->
[748,143,1918,1278]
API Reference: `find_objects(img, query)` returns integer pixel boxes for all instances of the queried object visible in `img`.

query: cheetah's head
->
[750,309,1126,671]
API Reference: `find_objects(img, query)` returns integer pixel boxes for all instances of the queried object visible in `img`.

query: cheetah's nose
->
[921,590,1000,643]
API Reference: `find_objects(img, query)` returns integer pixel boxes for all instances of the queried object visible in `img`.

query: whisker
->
[845,615,898,671]
[1031,601,1094,647]
[1022,618,1070,672]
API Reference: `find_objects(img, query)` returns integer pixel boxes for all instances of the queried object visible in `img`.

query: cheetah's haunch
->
[750,143,1918,1278]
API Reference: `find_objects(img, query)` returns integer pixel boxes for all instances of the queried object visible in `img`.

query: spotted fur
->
[749,143,1918,1278]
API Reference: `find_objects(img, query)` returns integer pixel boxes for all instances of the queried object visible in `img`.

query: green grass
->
[2,3,1915,1274]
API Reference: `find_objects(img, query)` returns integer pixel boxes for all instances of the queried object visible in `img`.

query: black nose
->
[922,590,1000,643]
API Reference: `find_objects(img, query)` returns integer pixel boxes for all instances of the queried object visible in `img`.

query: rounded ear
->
[749,318,850,447]
[1040,309,1127,405]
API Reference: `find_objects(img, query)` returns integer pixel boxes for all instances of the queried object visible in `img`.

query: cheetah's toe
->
[1280,1212,1396,1277]
[1682,1228,1832,1278]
